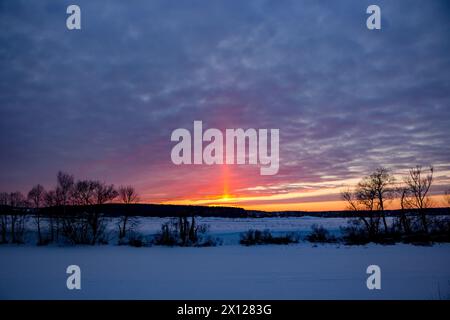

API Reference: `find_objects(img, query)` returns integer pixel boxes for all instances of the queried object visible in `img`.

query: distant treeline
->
[0,203,250,218]
[1,167,450,246]
[0,203,449,219]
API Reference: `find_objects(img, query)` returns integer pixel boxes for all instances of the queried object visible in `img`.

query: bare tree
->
[44,189,62,242]
[57,171,74,206]
[395,186,413,234]
[56,171,74,240]
[119,186,139,204]
[28,184,46,244]
[0,192,9,243]
[68,180,118,244]
[341,189,359,211]
[72,180,97,206]
[64,180,96,244]
[404,166,433,233]
[341,189,373,235]
[359,168,395,233]
[91,182,118,244]
[341,168,395,237]
[8,192,28,243]
[93,182,118,205]
[118,186,139,240]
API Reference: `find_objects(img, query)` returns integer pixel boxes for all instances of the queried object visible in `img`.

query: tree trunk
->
[382,214,388,233]
[420,211,429,234]
[36,211,42,244]
[120,215,129,239]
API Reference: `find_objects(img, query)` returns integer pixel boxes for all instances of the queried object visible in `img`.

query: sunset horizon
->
[1,0,450,304]
[1,1,449,214]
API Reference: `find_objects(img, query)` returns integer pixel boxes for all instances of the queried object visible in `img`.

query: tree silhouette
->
[118,185,139,241]
[404,166,434,233]
[28,184,46,244]
[341,167,395,237]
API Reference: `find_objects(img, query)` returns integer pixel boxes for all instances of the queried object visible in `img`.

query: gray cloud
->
[0,0,449,199]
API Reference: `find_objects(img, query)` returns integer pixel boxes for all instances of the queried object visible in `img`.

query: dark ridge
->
[40,203,256,218]
[1,204,449,218]
[274,207,450,218]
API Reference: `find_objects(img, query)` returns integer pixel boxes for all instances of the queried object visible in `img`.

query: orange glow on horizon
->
[154,168,450,212]
[159,194,448,212]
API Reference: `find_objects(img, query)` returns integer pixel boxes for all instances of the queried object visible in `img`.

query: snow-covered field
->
[127,216,351,244]
[132,216,351,234]
[1,217,449,300]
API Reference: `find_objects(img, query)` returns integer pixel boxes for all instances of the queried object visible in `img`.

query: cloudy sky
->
[0,0,449,211]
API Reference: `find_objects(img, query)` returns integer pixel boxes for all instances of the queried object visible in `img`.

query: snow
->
[1,217,449,299]
[109,216,389,244]
[1,243,449,300]
[25,216,396,244]
[132,216,351,234]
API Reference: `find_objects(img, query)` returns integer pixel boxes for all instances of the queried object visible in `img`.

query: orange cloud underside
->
[147,165,450,212]
[161,194,448,212]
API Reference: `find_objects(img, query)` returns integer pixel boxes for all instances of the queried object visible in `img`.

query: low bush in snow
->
[118,230,146,247]
[306,224,337,243]
[153,216,221,247]
[60,212,109,245]
[240,229,299,246]
[340,220,371,245]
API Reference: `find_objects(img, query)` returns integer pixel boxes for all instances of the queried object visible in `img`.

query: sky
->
[0,0,449,211]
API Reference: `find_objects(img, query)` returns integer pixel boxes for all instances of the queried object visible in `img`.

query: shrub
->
[400,216,450,245]
[153,217,220,247]
[240,229,299,246]
[153,222,178,246]
[60,212,109,245]
[340,219,401,245]
[340,220,371,245]
[428,216,450,242]
[306,224,337,243]
[128,235,145,247]
[118,230,145,247]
